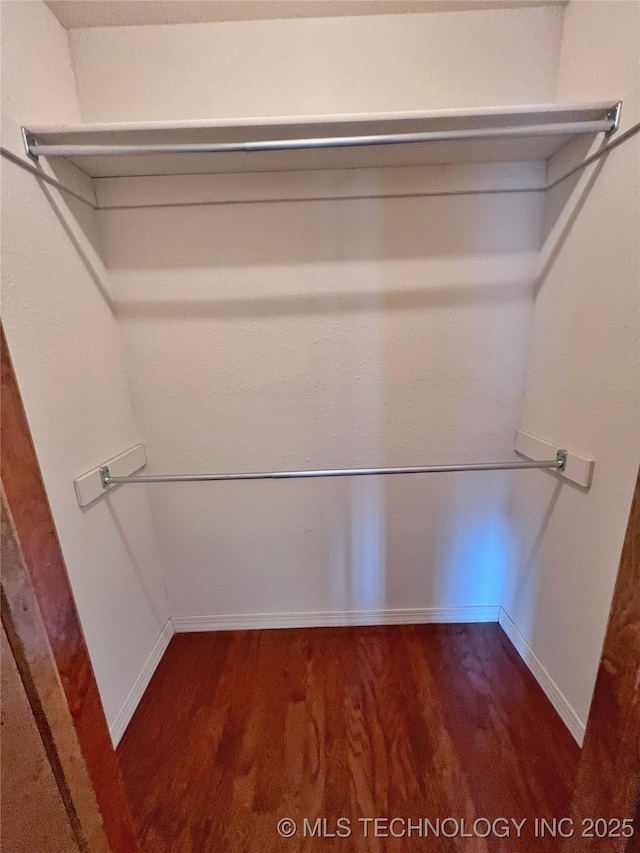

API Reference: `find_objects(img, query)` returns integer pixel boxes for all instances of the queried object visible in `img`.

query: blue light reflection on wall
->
[436,485,514,607]
[348,476,386,612]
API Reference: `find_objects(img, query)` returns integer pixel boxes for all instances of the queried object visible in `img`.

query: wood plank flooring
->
[117,624,579,852]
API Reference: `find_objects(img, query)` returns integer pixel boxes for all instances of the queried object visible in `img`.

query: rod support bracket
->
[556,449,568,471]
[21,127,39,161]
[99,466,111,488]
[605,102,622,137]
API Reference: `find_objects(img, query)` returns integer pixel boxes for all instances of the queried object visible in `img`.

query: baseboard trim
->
[109,618,174,747]
[172,605,500,633]
[109,607,585,749]
[498,607,585,746]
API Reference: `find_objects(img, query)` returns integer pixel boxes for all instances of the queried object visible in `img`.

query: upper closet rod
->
[100,452,566,486]
[25,120,617,159]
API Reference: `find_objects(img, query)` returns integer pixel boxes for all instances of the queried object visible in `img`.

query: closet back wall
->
[68,6,564,121]
[70,5,564,625]
[102,191,543,622]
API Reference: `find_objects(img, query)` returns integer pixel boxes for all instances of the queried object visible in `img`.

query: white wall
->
[65,5,563,625]
[503,0,640,733]
[68,5,564,122]
[0,0,170,738]
[102,187,543,622]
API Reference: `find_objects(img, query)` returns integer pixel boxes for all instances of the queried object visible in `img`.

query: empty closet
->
[1,1,639,851]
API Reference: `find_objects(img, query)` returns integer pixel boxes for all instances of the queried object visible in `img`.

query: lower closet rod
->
[101,452,566,487]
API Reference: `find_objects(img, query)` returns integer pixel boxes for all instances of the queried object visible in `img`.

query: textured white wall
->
[67,5,562,624]
[102,189,544,620]
[503,0,640,729]
[1,0,80,123]
[0,1,170,734]
[68,6,564,122]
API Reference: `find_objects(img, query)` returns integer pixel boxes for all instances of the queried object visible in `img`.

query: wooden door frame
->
[2,490,111,852]
[566,467,640,851]
[1,326,140,853]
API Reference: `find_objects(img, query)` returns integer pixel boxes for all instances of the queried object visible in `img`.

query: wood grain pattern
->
[566,469,640,852]
[118,624,579,852]
[1,493,111,853]
[1,624,81,853]
[0,326,140,853]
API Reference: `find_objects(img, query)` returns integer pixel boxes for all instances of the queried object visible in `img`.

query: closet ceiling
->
[46,0,567,29]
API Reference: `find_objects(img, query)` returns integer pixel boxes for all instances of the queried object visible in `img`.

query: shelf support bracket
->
[606,101,622,137]
[21,127,38,161]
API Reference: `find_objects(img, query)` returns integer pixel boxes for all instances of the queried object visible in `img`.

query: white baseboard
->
[109,607,584,750]
[109,618,174,747]
[172,605,500,633]
[110,607,497,743]
[498,607,585,746]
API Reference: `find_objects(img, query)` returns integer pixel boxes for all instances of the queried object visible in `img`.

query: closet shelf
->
[24,102,620,178]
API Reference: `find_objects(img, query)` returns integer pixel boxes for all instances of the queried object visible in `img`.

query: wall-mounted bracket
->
[605,101,622,137]
[21,127,38,162]
[516,431,594,487]
[74,445,146,507]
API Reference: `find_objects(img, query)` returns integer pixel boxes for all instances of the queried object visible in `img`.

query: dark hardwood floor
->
[117,624,579,852]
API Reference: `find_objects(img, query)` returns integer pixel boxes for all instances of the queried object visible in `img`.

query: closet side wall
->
[503,0,640,735]
[0,0,170,740]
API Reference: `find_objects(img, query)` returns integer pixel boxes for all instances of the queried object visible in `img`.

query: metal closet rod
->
[25,118,617,158]
[100,451,566,486]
